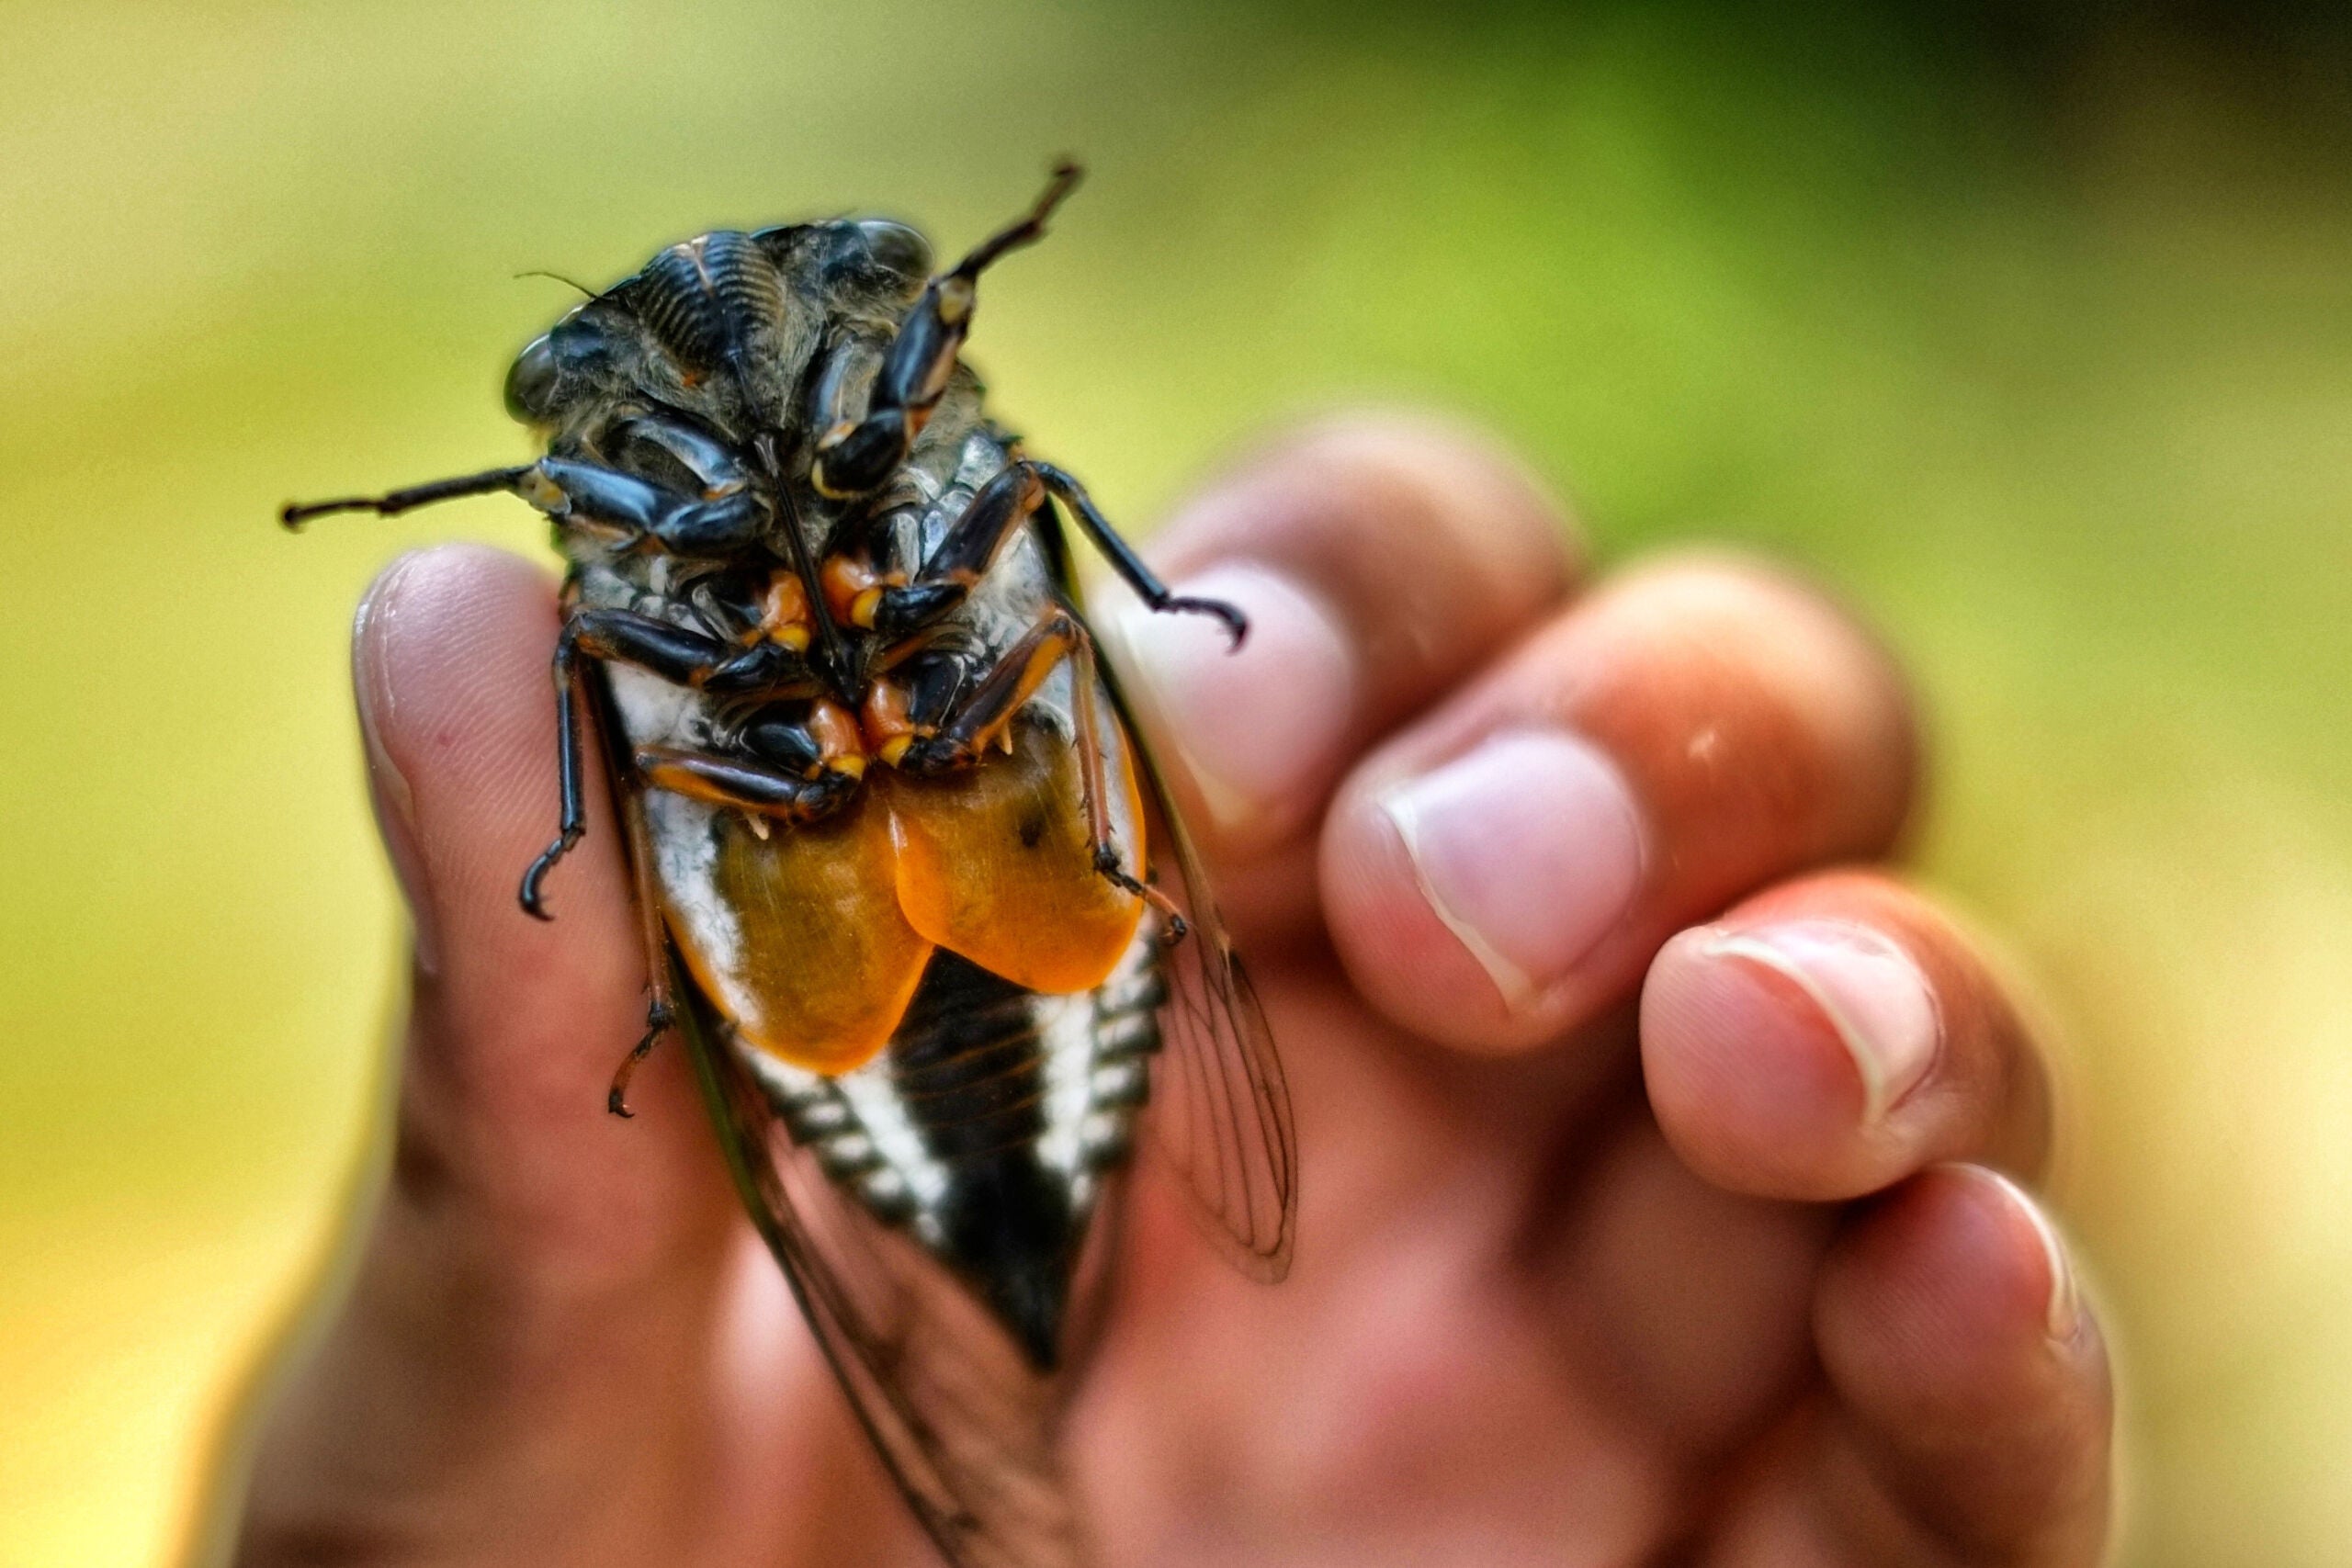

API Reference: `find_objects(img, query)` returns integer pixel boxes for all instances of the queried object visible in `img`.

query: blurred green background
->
[5,0,2348,1561]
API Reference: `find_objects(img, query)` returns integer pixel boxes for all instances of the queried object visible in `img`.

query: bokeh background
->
[5,0,2348,1562]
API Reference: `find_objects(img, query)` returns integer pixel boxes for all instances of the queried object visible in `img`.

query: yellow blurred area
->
[4,2,2349,1562]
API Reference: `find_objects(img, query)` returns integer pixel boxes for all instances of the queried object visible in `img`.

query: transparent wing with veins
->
[684,986,1091,1568]
[1093,648,1299,1282]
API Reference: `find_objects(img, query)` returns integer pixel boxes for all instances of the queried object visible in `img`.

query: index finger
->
[1094,413,1581,880]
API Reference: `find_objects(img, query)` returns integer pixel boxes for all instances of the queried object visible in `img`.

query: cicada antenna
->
[514,268,602,300]
[948,159,1084,278]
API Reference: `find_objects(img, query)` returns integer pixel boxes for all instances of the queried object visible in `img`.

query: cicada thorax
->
[587,408,1138,1050]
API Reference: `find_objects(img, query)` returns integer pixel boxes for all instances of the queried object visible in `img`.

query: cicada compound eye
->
[504,333,560,424]
[854,220,933,280]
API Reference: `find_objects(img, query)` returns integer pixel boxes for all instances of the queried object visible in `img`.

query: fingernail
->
[354,556,440,975]
[1706,920,1939,1124]
[1964,1166,2083,1343]
[1102,563,1356,842]
[1377,731,1645,1010]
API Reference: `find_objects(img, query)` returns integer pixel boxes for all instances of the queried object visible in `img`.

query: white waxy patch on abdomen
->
[644,790,741,987]
[833,1060,952,1213]
[604,661,746,992]
[605,660,706,750]
[1035,922,1160,1190]
[1035,991,1103,1181]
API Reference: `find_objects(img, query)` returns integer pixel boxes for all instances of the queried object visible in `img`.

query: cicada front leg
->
[284,456,767,557]
[846,458,1250,648]
[521,608,819,917]
[808,164,1082,498]
[526,611,717,919]
[279,464,536,527]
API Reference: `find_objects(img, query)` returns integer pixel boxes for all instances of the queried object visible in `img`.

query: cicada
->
[285,164,1295,1567]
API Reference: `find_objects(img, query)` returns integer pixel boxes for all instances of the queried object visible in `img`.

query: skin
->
[238,415,2112,1566]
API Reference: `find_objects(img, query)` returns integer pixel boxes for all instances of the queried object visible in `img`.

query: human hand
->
[238,415,2110,1566]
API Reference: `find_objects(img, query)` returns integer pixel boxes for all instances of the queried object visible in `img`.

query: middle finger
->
[1320,552,1918,1055]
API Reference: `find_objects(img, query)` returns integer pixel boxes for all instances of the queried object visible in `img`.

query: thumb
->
[352,543,724,1273]
[238,544,773,1562]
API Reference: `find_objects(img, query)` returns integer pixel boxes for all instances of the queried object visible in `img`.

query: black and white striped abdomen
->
[738,916,1168,1363]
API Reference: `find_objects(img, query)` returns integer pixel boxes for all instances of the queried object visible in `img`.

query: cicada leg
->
[1032,462,1247,648]
[852,458,1250,650]
[283,455,765,557]
[898,605,1186,935]
[1061,624,1190,939]
[629,746,864,823]
[604,703,878,1111]
[607,777,677,1120]
[279,464,535,528]
[847,460,1046,638]
[521,608,815,919]
[808,164,1082,498]
[606,728,866,1117]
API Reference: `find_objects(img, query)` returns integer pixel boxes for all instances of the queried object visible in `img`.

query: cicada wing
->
[1091,655,1299,1283]
[677,981,1089,1568]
